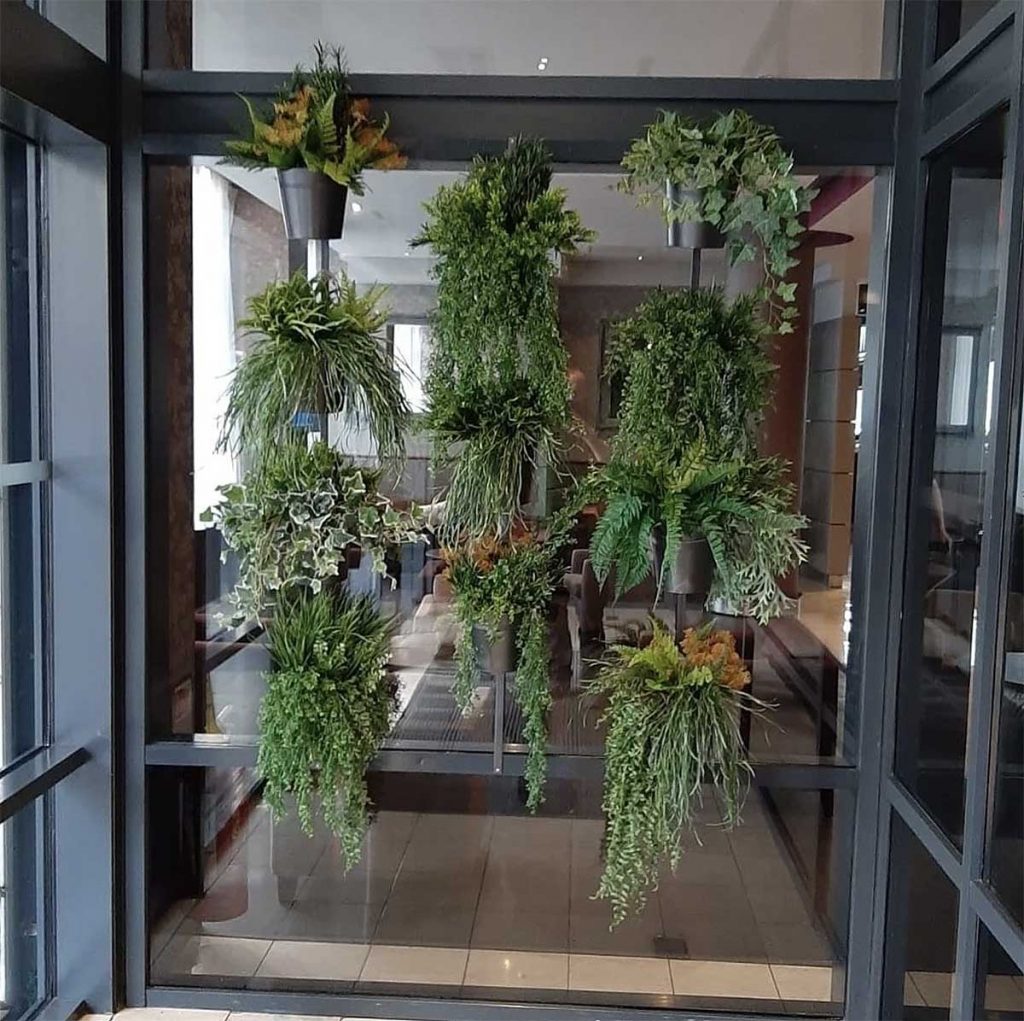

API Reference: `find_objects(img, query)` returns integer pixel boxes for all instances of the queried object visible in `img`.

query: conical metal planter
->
[651,529,716,595]
[472,617,517,677]
[277,168,348,241]
[665,181,726,250]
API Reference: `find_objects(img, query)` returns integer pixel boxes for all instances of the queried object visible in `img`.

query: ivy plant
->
[413,137,594,538]
[201,441,424,623]
[223,42,405,192]
[620,109,816,333]
[590,620,767,926]
[259,586,396,867]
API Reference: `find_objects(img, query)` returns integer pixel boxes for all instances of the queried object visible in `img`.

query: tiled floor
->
[150,787,844,1010]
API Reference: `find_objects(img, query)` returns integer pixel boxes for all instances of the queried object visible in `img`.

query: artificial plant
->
[259,585,397,865]
[620,109,815,333]
[604,286,771,465]
[414,137,594,538]
[591,620,765,925]
[202,441,423,624]
[588,448,807,619]
[442,526,570,810]
[223,42,405,192]
[221,270,409,462]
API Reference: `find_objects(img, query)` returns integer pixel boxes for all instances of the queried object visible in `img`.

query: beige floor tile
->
[770,964,836,1001]
[984,974,1024,1011]
[569,954,672,995]
[231,1016,340,1021]
[908,971,953,1008]
[256,940,369,981]
[904,974,926,1006]
[155,936,270,977]
[116,1011,229,1021]
[670,959,779,1000]
[79,1015,113,1021]
[464,949,569,990]
[359,944,468,985]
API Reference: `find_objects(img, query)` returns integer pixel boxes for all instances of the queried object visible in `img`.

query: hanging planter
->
[650,526,715,595]
[664,181,725,250]
[223,42,406,243]
[471,616,517,676]
[277,168,348,241]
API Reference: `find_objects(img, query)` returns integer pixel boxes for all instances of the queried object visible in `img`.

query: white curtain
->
[192,166,238,527]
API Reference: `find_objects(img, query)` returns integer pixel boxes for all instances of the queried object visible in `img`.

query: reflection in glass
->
[148,768,845,1013]
[0,796,46,1021]
[975,924,1024,1019]
[883,815,959,1020]
[895,112,1006,846]
[988,358,1024,927]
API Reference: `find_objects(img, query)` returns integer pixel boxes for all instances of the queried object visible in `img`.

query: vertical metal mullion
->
[844,3,931,1017]
[951,14,1024,1019]
[120,0,147,1006]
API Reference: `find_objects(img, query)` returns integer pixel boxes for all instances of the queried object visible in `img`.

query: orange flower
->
[681,627,750,690]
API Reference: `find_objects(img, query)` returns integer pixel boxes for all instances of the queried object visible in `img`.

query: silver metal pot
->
[651,528,716,595]
[471,617,517,677]
[277,167,347,240]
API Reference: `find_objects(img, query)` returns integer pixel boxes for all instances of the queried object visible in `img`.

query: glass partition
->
[147,0,892,78]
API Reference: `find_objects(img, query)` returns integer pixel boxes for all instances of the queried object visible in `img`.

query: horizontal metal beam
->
[0,460,51,487]
[923,0,1017,94]
[141,71,898,166]
[143,739,856,789]
[146,981,806,1021]
[0,1,113,144]
[0,744,90,823]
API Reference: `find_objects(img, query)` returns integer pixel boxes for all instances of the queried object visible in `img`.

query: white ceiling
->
[214,163,870,286]
[193,0,887,79]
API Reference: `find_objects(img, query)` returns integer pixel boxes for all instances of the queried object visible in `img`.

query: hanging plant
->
[220,270,409,461]
[223,42,405,192]
[413,137,595,539]
[620,109,816,333]
[588,447,807,618]
[201,441,424,623]
[259,586,397,867]
[591,620,768,926]
[604,286,772,466]
[442,526,570,810]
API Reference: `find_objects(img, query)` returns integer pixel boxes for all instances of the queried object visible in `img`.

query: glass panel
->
[147,162,888,772]
[148,769,845,1013]
[0,483,45,769]
[935,0,1001,60]
[1,130,41,467]
[895,111,1007,846]
[975,924,1024,1019]
[0,795,47,1021]
[882,814,960,1020]
[149,0,891,78]
[31,0,107,60]
[988,315,1024,927]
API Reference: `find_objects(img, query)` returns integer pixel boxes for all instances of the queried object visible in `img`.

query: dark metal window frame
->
[0,2,119,1018]
[52,0,1018,1017]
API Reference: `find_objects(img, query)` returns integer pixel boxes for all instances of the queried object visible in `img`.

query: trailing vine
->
[443,531,564,809]
[259,586,397,867]
[620,109,816,334]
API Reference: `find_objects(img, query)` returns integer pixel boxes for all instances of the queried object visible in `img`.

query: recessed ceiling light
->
[404,250,411,256]
[351,200,362,213]
[637,254,644,261]
[537,61,547,71]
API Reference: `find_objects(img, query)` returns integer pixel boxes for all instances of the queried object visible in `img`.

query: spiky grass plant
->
[259,586,397,868]
[591,621,766,926]
[221,271,409,461]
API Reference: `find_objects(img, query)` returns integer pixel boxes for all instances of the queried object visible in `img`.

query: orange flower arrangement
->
[681,626,750,690]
